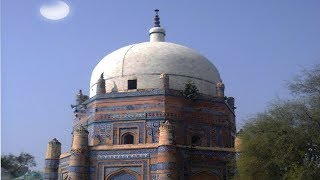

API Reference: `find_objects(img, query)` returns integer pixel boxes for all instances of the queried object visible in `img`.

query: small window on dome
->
[128,79,137,90]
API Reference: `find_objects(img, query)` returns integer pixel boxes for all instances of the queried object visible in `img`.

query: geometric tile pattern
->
[109,173,137,180]
[89,149,157,157]
[105,166,141,177]
[113,122,144,144]
[146,121,160,143]
[97,153,150,160]
[97,160,148,180]
[156,162,176,170]
[45,159,59,168]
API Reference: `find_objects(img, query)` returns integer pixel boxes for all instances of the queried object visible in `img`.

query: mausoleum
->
[44,10,236,180]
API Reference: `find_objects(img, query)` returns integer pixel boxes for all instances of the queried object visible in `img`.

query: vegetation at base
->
[237,64,320,179]
[1,152,37,178]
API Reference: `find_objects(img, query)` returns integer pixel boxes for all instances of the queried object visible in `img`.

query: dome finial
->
[154,9,160,27]
[149,9,165,42]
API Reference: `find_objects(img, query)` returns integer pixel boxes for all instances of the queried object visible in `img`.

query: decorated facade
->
[44,10,236,180]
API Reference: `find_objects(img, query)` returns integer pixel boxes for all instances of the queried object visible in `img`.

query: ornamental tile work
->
[88,123,111,146]
[211,128,217,147]
[90,89,165,101]
[109,172,137,180]
[187,149,231,158]
[90,148,158,158]
[158,145,176,153]
[59,156,70,167]
[49,89,235,179]
[113,121,145,144]
[45,159,59,168]
[151,174,160,180]
[68,166,88,173]
[105,166,142,176]
[89,111,165,123]
[156,162,176,170]
[150,164,157,171]
[44,159,59,179]
[97,160,148,180]
[97,153,150,160]
[94,103,164,112]
[44,11,238,179]
[89,89,226,103]
[146,121,160,143]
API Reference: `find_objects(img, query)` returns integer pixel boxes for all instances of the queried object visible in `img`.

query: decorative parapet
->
[73,125,89,134]
[49,138,61,145]
[159,120,175,131]
[89,143,158,150]
[70,148,88,155]
[89,89,226,103]
[46,138,61,159]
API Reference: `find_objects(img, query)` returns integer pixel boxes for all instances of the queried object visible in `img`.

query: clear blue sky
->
[2,0,320,170]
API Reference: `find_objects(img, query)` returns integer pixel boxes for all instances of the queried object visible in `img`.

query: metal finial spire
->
[154,9,160,27]
[149,9,165,42]
[100,72,104,79]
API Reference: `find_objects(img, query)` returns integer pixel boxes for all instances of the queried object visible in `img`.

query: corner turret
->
[157,120,177,179]
[44,138,61,180]
[159,120,175,146]
[68,125,89,179]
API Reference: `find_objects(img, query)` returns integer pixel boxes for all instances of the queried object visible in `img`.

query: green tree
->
[1,152,37,178]
[182,80,199,100]
[237,64,320,179]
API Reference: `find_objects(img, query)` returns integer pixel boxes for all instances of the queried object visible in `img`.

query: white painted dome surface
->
[90,42,221,97]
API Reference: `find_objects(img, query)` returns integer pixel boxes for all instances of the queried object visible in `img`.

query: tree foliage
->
[1,152,37,178]
[288,64,320,98]
[182,81,199,100]
[237,64,320,179]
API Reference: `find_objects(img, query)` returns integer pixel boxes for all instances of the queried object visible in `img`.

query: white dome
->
[90,41,221,97]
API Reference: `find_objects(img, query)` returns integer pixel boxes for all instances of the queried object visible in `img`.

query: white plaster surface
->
[149,27,166,42]
[90,42,221,97]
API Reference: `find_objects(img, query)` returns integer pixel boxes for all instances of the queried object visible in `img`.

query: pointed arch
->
[121,132,134,144]
[191,171,220,180]
[105,168,141,180]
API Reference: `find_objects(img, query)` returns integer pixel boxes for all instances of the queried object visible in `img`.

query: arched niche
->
[191,135,202,146]
[191,171,220,180]
[121,132,135,144]
[105,168,141,180]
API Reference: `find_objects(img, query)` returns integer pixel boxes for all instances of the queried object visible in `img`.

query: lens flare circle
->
[40,1,70,20]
